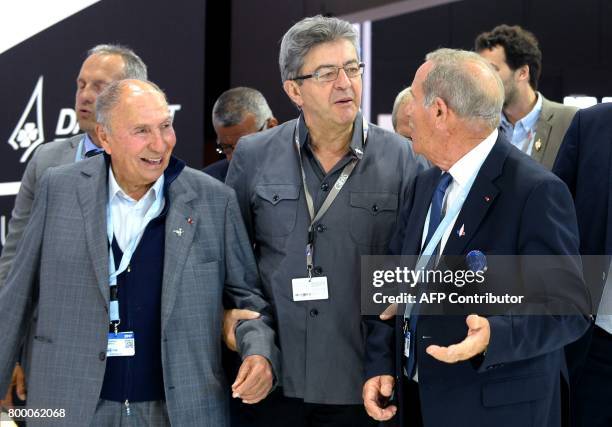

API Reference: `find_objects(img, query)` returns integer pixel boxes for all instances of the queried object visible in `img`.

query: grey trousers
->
[92,399,169,427]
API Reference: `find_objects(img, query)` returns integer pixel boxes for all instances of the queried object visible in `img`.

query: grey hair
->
[422,48,504,129]
[212,87,273,129]
[96,80,166,130]
[88,44,148,80]
[279,15,359,82]
[391,86,412,131]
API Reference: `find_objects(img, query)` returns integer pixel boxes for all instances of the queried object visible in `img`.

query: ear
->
[96,123,112,155]
[432,97,449,128]
[516,64,530,83]
[283,80,303,108]
[267,116,279,128]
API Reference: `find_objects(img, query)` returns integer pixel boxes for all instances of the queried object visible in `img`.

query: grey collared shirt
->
[226,112,425,404]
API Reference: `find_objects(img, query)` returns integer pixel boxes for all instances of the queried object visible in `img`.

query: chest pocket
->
[349,192,399,247]
[254,184,300,237]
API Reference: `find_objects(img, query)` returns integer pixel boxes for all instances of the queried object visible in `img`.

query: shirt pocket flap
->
[349,192,398,215]
[482,374,549,407]
[255,184,300,205]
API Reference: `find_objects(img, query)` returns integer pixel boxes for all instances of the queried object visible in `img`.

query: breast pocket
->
[349,192,398,247]
[254,184,300,237]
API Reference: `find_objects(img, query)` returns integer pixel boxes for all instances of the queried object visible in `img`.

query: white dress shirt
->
[420,129,499,253]
[108,167,165,252]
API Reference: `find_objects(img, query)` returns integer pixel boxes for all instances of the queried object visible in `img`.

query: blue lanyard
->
[106,180,165,329]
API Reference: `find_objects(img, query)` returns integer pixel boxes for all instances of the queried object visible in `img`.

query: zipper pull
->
[125,399,131,416]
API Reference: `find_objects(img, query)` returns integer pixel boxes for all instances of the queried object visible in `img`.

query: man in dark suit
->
[363,48,590,427]
[553,103,612,427]
[203,87,278,182]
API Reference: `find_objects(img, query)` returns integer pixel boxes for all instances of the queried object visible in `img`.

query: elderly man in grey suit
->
[476,24,577,170]
[0,43,148,408]
[0,79,278,426]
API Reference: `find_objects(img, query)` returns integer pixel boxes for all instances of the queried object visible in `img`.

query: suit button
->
[99,352,106,361]
[310,309,319,317]
[321,183,329,192]
[314,266,323,275]
[272,194,280,202]
[371,204,379,213]
[316,224,326,233]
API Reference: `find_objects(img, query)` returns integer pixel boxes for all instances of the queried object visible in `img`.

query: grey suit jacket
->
[0,134,82,284]
[531,96,578,170]
[0,156,280,426]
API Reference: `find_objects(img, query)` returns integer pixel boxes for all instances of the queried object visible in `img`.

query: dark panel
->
[371,5,452,119]
[231,0,306,124]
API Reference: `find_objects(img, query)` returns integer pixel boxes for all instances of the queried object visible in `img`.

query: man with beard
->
[475,24,577,170]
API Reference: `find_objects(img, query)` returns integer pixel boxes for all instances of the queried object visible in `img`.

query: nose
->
[333,68,351,89]
[76,85,94,106]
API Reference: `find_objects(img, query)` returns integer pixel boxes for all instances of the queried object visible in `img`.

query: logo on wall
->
[8,76,46,163]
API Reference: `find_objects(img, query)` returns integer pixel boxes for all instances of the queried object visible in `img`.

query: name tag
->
[404,330,411,358]
[292,276,329,301]
[107,332,135,357]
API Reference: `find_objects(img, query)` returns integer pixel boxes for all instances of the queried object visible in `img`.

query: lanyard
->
[404,169,479,320]
[294,117,368,277]
[106,184,165,331]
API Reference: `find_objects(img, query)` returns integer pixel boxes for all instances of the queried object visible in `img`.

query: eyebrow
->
[314,59,359,70]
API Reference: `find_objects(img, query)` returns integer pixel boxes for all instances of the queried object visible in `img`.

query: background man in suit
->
[553,103,612,427]
[0,79,278,426]
[0,43,147,409]
[475,24,577,170]
[363,48,589,427]
[391,86,414,140]
[226,14,423,427]
[203,87,278,182]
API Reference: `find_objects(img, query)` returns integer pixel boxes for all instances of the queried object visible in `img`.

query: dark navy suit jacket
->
[365,136,590,427]
[553,103,612,307]
[203,158,230,182]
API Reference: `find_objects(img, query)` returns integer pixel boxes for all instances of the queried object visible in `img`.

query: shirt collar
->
[500,92,543,133]
[83,133,99,154]
[297,111,366,160]
[448,128,498,188]
[108,166,165,205]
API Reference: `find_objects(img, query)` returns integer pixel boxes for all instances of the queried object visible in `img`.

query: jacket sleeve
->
[222,189,281,381]
[0,168,50,391]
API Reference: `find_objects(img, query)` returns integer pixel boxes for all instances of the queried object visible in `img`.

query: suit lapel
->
[532,98,553,164]
[442,138,510,256]
[76,156,110,304]
[404,169,440,255]
[605,138,612,255]
[161,175,196,331]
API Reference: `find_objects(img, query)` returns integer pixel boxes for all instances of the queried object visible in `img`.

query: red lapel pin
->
[187,217,194,225]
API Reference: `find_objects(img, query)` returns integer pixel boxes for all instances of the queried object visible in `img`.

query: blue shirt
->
[499,92,543,155]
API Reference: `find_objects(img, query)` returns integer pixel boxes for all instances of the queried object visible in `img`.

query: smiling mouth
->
[141,157,163,165]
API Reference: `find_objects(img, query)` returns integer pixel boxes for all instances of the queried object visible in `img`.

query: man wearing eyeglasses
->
[226,15,424,427]
[203,87,278,182]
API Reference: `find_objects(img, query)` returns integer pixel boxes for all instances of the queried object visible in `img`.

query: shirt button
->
[99,352,106,361]
[314,266,323,275]
[272,194,280,202]
[316,224,326,233]
[310,309,319,317]
[371,204,379,213]
[320,183,329,192]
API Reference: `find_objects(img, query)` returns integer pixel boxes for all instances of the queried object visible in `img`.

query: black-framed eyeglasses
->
[293,62,365,83]
[215,119,271,155]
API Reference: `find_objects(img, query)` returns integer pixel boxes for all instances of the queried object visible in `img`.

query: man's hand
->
[232,355,273,404]
[0,364,26,408]
[223,308,260,352]
[379,303,398,321]
[426,314,490,363]
[363,375,396,421]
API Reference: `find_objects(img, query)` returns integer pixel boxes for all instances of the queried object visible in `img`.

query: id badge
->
[404,329,411,358]
[292,276,329,301]
[107,331,135,357]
